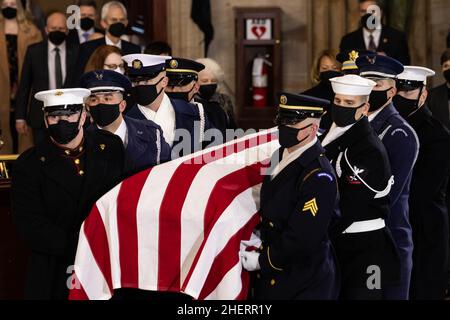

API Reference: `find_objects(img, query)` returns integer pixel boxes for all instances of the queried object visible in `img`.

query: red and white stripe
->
[69,128,279,300]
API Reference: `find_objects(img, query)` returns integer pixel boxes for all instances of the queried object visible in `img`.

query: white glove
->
[240,232,262,252]
[240,250,261,271]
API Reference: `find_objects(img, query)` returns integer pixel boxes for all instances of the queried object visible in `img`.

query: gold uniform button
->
[40,157,46,162]
[269,222,274,228]
[256,273,261,279]
[79,170,85,176]
[74,159,80,165]
[79,146,83,152]
[270,279,276,286]
[65,150,71,155]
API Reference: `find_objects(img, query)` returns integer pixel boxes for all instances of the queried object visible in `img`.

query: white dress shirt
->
[363,27,382,50]
[48,41,67,90]
[105,35,122,49]
[113,117,129,148]
[321,122,356,147]
[78,27,94,44]
[138,93,176,146]
[271,137,318,180]
[368,107,384,122]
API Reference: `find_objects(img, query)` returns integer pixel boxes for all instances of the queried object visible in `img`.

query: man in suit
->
[428,49,450,130]
[16,12,79,146]
[340,0,411,65]
[11,88,124,300]
[67,0,103,46]
[241,93,340,300]
[123,54,212,159]
[165,57,229,143]
[394,66,450,300]
[77,1,141,75]
[321,75,400,300]
[80,69,171,176]
[357,54,419,300]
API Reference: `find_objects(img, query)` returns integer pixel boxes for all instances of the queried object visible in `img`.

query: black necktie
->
[368,34,377,52]
[55,47,63,88]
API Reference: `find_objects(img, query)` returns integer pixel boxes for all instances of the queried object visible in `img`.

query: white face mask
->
[113,67,125,75]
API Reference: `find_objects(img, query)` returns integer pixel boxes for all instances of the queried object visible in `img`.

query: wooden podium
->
[234,7,282,130]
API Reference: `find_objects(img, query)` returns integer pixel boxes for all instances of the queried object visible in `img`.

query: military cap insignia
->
[169,59,179,69]
[349,50,359,62]
[95,72,104,81]
[302,198,318,217]
[132,59,143,70]
[366,55,377,65]
[280,95,288,105]
[55,91,64,96]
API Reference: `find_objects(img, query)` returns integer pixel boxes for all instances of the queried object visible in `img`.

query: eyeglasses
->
[104,64,125,70]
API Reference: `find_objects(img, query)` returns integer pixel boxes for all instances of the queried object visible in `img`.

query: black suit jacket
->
[340,26,411,65]
[77,37,141,78]
[428,83,450,130]
[66,27,104,46]
[16,40,79,129]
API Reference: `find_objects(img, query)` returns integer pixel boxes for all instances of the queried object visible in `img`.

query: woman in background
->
[0,0,41,154]
[302,49,342,131]
[84,44,124,74]
[196,57,237,129]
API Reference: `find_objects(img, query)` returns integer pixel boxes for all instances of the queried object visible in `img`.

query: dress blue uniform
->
[79,70,171,176]
[122,54,212,158]
[251,93,340,300]
[395,66,450,300]
[357,55,420,300]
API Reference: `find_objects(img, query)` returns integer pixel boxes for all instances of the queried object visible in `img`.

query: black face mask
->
[319,70,343,82]
[48,31,67,46]
[108,22,126,38]
[2,7,17,19]
[47,114,82,145]
[393,88,423,119]
[80,17,95,31]
[90,103,121,127]
[332,103,366,127]
[166,84,196,102]
[198,84,218,101]
[369,87,392,112]
[278,124,312,149]
[131,78,164,106]
[444,69,450,84]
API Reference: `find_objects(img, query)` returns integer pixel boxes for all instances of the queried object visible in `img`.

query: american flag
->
[69,129,279,300]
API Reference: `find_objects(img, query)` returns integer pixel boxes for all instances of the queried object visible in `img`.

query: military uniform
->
[123,54,212,158]
[321,75,401,299]
[395,66,450,299]
[11,89,124,299]
[80,70,171,176]
[250,93,340,300]
[357,55,419,299]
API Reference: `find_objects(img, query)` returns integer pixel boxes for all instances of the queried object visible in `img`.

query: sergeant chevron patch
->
[302,198,318,217]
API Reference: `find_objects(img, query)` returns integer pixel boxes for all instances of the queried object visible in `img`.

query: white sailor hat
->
[330,75,377,96]
[397,66,435,86]
[122,54,172,80]
[35,88,90,115]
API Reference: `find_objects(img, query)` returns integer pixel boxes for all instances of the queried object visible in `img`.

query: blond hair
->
[0,0,34,32]
[310,49,341,85]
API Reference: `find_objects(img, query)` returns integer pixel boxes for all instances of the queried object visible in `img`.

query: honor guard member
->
[165,57,228,141]
[357,54,419,300]
[240,93,340,300]
[321,75,400,300]
[80,70,171,175]
[394,66,450,300]
[11,89,124,299]
[123,54,211,158]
